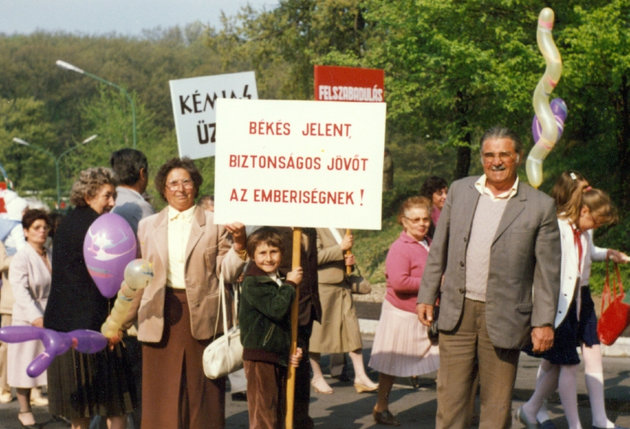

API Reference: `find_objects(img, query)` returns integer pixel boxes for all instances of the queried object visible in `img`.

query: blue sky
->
[0,0,278,37]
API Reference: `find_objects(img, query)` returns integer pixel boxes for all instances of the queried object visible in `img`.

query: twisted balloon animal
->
[101,259,153,338]
[526,7,563,188]
[0,327,107,377]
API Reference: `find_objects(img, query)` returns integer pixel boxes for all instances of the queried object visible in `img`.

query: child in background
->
[518,187,627,429]
[520,171,629,429]
[239,227,303,429]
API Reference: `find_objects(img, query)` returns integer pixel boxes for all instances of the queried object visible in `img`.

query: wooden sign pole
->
[285,227,302,429]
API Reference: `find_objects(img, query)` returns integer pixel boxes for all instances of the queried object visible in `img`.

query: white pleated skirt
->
[368,299,439,377]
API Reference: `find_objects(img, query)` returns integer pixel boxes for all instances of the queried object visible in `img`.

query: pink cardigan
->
[385,231,430,313]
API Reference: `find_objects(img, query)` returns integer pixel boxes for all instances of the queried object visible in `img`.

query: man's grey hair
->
[479,126,523,154]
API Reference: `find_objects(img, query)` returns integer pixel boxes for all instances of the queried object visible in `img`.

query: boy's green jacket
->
[239,263,296,367]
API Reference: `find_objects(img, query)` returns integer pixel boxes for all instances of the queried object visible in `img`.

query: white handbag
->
[202,273,243,379]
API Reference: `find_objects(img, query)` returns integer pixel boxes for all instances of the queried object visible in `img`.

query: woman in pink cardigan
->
[368,196,439,426]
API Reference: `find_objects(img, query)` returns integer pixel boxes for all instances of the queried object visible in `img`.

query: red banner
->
[314,65,384,103]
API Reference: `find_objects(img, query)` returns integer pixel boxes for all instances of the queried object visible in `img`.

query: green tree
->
[75,86,178,207]
[207,0,368,100]
[0,97,57,203]
[554,0,630,207]
[362,0,551,178]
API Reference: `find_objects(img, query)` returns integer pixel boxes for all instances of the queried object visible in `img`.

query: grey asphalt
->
[0,338,628,429]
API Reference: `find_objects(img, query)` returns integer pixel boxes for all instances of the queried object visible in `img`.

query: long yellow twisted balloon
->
[526,8,563,188]
[101,259,153,338]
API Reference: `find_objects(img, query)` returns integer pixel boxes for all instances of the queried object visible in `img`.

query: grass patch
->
[352,216,401,284]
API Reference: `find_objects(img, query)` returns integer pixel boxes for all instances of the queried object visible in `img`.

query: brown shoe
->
[372,408,400,426]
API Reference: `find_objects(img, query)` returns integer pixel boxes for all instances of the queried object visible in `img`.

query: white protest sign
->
[169,72,258,159]
[214,99,386,230]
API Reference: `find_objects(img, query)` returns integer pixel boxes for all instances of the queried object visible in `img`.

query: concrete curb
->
[359,318,630,357]
[601,336,630,357]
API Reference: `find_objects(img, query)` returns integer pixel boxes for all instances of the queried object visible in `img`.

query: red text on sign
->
[301,122,351,137]
[249,121,291,135]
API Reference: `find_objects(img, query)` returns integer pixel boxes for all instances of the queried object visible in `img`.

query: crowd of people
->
[0,124,628,429]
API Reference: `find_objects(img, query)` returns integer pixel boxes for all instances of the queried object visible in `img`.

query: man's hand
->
[416,303,434,327]
[531,326,554,353]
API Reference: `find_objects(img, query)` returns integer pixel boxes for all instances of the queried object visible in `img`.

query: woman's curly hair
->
[69,167,116,207]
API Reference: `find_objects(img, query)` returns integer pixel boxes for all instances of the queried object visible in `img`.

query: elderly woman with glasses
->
[368,196,440,426]
[127,157,247,429]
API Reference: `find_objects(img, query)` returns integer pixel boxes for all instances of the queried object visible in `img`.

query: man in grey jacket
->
[110,148,154,234]
[417,126,561,429]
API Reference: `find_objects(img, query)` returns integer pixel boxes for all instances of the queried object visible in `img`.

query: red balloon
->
[83,213,137,298]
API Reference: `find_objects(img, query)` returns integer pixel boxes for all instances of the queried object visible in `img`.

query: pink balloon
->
[532,98,568,144]
[83,213,137,298]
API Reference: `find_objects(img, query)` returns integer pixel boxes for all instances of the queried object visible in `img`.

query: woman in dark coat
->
[44,167,135,429]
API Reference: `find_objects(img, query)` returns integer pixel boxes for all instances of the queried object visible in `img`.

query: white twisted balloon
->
[101,259,153,338]
[526,7,563,188]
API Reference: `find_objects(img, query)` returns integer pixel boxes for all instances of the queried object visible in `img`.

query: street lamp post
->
[56,59,137,149]
[13,135,97,207]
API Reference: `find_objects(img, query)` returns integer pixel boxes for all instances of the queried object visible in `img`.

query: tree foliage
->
[0,1,628,217]
[0,96,56,200]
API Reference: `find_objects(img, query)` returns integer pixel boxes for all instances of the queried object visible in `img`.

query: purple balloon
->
[27,353,56,378]
[0,326,45,343]
[0,326,107,377]
[69,329,108,354]
[532,98,568,143]
[83,212,137,298]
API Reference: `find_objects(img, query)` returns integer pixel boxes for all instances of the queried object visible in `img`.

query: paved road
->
[0,340,628,429]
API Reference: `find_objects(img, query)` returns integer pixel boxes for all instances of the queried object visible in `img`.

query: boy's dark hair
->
[246,226,283,258]
[109,148,148,186]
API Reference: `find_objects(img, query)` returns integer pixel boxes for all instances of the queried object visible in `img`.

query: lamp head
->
[56,60,85,74]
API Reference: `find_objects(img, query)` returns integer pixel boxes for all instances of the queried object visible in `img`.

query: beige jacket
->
[131,205,245,342]
[315,228,346,285]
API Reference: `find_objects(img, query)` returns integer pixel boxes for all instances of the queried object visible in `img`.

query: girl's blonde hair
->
[551,170,589,216]
[561,187,618,227]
